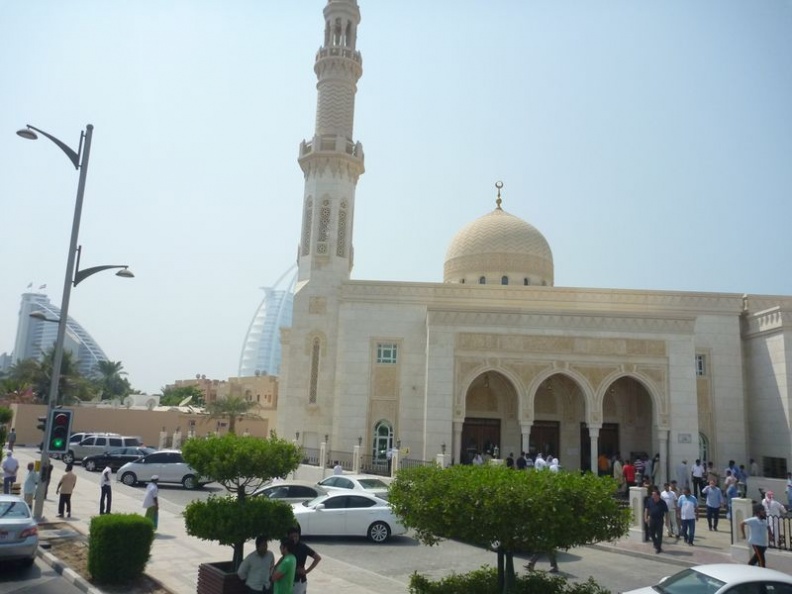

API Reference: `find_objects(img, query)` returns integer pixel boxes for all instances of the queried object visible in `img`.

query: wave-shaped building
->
[238,266,297,377]
[11,292,109,377]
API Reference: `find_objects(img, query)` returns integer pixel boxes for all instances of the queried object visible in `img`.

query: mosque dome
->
[444,187,554,287]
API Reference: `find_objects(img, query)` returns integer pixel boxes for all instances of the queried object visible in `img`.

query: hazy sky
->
[2,1,790,395]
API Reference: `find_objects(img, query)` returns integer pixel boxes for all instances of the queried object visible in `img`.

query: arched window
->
[699,433,710,464]
[479,276,486,285]
[523,278,530,286]
[501,276,509,285]
[309,338,320,404]
[373,420,393,461]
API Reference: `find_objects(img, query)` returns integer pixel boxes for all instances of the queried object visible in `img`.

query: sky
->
[1,1,790,395]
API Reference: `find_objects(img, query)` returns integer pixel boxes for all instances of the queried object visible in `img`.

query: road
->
[75,464,682,592]
[0,558,85,594]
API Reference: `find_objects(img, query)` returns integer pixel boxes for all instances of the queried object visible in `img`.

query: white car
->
[0,495,38,567]
[292,492,406,543]
[116,450,210,489]
[624,564,792,594]
[251,481,328,504]
[317,474,390,499]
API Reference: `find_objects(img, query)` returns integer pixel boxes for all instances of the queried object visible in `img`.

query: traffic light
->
[46,409,73,455]
[36,416,47,432]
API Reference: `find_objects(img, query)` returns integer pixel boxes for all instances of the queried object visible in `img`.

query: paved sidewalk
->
[12,447,750,593]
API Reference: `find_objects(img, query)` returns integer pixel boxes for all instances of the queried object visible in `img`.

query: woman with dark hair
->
[271,538,297,594]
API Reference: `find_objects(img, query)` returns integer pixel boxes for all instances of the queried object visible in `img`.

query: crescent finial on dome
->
[495,181,503,210]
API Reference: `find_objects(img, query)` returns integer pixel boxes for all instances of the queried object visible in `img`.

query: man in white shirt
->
[332,461,343,475]
[2,451,19,495]
[238,535,275,594]
[534,453,547,471]
[675,460,689,492]
[100,466,112,514]
[678,487,698,545]
[660,483,679,539]
[691,459,705,498]
[142,475,159,529]
[741,505,770,567]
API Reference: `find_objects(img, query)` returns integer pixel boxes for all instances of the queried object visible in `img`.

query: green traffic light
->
[51,437,65,449]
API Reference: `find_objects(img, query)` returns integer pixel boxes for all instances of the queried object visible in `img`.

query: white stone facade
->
[278,0,792,482]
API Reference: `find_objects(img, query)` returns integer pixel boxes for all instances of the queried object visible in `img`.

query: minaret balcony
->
[315,46,362,65]
[299,136,365,161]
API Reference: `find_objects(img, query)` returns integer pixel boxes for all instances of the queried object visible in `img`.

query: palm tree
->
[92,360,131,400]
[205,394,261,434]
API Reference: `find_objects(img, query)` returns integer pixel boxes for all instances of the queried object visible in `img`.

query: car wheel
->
[121,472,137,486]
[182,475,198,489]
[62,452,74,464]
[367,521,391,543]
[84,460,96,472]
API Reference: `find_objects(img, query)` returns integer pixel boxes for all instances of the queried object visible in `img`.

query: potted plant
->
[182,433,302,594]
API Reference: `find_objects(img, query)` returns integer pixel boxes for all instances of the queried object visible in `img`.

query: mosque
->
[278,0,792,481]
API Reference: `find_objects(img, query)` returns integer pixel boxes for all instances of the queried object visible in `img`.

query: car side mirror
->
[315,503,325,511]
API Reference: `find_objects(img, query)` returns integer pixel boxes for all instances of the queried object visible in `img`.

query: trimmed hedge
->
[88,513,155,584]
[409,566,611,594]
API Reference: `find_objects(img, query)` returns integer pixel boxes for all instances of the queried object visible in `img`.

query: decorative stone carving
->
[308,297,326,314]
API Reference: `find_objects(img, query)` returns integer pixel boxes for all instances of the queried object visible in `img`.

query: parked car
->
[623,564,792,594]
[63,434,142,464]
[317,474,390,499]
[51,432,121,460]
[116,450,209,490]
[0,495,38,566]
[251,481,328,504]
[82,447,157,472]
[292,492,406,543]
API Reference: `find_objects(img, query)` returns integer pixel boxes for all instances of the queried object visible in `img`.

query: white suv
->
[63,435,142,464]
[116,450,209,490]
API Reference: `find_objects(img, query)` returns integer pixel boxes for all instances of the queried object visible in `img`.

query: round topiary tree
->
[182,433,302,570]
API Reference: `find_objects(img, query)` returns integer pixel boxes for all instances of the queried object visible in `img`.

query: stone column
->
[353,444,361,474]
[453,421,463,465]
[520,423,532,455]
[172,428,182,450]
[588,426,600,475]
[320,440,328,478]
[657,431,668,486]
[628,485,648,543]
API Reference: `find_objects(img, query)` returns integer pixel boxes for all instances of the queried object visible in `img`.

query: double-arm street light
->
[17,123,133,519]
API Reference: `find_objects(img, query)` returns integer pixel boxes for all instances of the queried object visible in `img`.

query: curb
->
[37,546,104,594]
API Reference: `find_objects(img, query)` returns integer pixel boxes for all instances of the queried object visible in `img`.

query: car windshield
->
[358,479,388,489]
[302,495,329,507]
[0,501,30,518]
[652,568,726,594]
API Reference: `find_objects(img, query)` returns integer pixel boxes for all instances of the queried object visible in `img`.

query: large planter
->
[197,561,247,594]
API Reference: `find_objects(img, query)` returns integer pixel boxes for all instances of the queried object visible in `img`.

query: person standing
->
[505,453,515,469]
[660,483,680,539]
[7,428,16,452]
[702,479,724,531]
[22,462,38,507]
[676,459,690,492]
[749,458,760,477]
[237,535,274,594]
[288,526,321,594]
[644,488,668,554]
[533,453,547,470]
[332,461,343,475]
[762,490,786,547]
[99,465,112,514]
[678,487,699,545]
[691,459,705,498]
[516,452,527,471]
[272,538,297,594]
[650,453,660,485]
[612,455,624,495]
[142,475,159,529]
[2,451,19,494]
[786,473,792,508]
[741,505,771,567]
[622,459,636,488]
[56,464,77,518]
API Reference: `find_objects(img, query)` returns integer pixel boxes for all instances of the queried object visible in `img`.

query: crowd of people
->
[237,526,321,594]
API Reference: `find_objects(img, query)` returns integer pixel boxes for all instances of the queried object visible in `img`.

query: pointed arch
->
[525,366,596,425]
[594,368,665,429]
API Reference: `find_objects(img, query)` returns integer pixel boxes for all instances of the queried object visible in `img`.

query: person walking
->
[526,549,559,573]
[622,459,636,488]
[661,483,680,539]
[271,538,297,594]
[644,488,668,554]
[22,462,38,507]
[702,479,724,531]
[288,526,321,594]
[99,465,112,514]
[741,505,771,567]
[142,475,159,529]
[2,451,19,494]
[56,464,77,518]
[678,487,699,545]
[676,459,690,492]
[237,535,274,594]
[332,461,343,475]
[7,428,16,452]
[762,490,786,547]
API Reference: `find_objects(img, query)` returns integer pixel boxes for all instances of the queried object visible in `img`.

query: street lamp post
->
[17,123,131,520]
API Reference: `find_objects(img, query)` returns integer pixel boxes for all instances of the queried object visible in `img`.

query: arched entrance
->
[602,376,654,466]
[533,374,587,471]
[461,371,519,463]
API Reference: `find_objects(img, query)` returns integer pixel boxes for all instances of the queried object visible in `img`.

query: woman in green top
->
[271,538,297,594]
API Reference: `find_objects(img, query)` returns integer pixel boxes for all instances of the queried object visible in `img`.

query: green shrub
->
[409,566,611,594]
[88,513,154,584]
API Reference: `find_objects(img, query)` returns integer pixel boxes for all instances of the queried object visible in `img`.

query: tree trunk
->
[503,551,515,593]
[496,548,505,592]
[232,540,244,572]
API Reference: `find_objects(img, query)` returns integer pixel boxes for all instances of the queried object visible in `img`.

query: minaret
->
[297,0,364,284]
